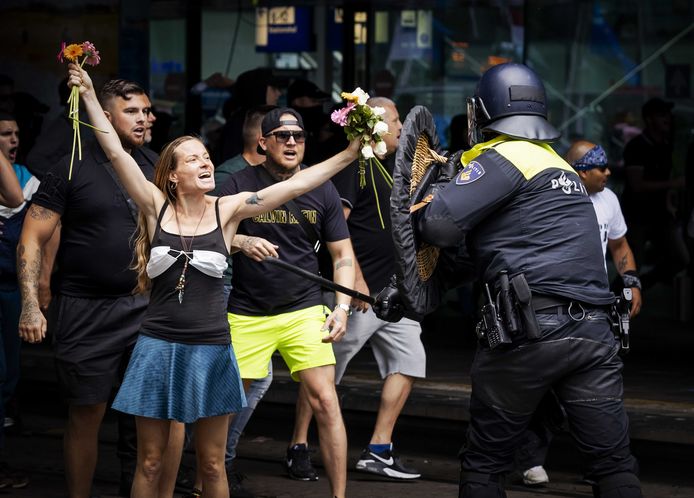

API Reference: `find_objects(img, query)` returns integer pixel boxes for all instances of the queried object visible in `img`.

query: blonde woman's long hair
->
[132,135,199,294]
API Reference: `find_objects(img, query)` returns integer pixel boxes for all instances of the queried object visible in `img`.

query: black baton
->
[262,257,376,305]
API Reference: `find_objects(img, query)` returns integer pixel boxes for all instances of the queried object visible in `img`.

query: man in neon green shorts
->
[218,107,355,498]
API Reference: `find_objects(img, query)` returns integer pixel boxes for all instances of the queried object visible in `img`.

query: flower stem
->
[69,121,77,181]
[369,159,386,230]
[358,157,366,189]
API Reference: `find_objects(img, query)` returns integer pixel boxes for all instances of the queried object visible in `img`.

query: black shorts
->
[50,293,148,405]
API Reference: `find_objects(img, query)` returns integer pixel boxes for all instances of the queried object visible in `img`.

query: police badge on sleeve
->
[456,161,485,185]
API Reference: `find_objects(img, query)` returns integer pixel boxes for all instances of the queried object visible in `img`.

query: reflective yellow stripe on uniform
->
[460,135,575,180]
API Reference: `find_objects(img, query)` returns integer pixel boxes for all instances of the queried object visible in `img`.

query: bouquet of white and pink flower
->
[331,87,390,189]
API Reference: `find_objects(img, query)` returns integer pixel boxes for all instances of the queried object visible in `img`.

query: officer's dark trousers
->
[459,308,642,498]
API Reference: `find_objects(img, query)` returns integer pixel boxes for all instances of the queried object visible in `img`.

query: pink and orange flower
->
[57,41,104,179]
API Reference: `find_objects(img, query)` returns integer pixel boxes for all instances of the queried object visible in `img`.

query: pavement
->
[17,281,694,446]
[260,280,694,447]
[10,280,694,496]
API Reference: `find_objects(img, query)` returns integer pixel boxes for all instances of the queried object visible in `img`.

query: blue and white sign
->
[256,7,314,53]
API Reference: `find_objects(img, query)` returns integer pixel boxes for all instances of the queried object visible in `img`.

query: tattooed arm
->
[227,140,360,223]
[320,237,356,344]
[231,234,279,261]
[17,204,61,343]
[38,221,60,311]
[608,235,642,317]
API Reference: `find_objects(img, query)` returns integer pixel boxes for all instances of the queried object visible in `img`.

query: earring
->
[170,182,177,191]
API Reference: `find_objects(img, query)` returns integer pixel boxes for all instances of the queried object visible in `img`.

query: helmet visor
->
[466,97,484,147]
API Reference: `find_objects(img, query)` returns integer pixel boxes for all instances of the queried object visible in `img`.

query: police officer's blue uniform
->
[416,63,642,498]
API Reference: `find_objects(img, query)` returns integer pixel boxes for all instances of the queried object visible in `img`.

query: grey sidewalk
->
[263,281,694,446]
[19,283,694,447]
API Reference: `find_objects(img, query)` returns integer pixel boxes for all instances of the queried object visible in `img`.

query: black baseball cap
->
[642,97,674,118]
[261,107,305,136]
[258,107,305,155]
[287,79,330,104]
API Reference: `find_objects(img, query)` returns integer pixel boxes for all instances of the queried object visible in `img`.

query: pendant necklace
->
[174,202,207,304]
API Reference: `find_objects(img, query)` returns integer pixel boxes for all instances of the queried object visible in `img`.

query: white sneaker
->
[522,465,549,485]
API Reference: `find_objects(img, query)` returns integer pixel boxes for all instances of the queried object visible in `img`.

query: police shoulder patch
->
[456,160,485,185]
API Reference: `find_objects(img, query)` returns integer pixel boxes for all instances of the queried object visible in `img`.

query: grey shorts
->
[332,306,425,384]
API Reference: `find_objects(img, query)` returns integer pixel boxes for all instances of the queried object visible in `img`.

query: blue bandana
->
[572,144,608,170]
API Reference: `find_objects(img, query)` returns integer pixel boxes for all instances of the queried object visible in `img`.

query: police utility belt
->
[475,271,631,354]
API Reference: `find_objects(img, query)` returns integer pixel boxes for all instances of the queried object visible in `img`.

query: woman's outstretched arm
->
[230,141,360,222]
[67,64,162,217]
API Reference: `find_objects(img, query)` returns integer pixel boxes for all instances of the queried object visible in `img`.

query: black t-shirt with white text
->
[218,164,349,315]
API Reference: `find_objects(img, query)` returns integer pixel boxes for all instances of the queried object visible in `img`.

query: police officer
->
[415,63,642,498]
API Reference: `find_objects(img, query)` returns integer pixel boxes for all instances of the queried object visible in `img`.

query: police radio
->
[476,283,513,349]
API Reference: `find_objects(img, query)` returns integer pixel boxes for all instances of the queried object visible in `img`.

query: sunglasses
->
[265,130,306,143]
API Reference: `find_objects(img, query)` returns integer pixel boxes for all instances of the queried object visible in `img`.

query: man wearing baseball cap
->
[218,107,355,498]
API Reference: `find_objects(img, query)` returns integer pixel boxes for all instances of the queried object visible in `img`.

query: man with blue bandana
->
[568,141,642,314]
[415,63,642,498]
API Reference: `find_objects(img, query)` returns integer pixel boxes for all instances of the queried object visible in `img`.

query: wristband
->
[335,303,352,316]
[622,271,641,290]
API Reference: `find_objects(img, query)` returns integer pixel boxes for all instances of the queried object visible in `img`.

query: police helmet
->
[467,62,560,146]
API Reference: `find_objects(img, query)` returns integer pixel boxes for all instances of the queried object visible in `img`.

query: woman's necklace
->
[173,202,207,304]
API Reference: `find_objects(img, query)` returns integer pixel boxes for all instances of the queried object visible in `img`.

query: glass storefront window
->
[149,19,186,138]
[367,4,524,149]
[526,0,694,174]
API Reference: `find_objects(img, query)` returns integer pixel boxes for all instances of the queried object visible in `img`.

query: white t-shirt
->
[589,187,627,258]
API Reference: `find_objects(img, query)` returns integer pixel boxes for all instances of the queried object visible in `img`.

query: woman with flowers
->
[66,63,359,498]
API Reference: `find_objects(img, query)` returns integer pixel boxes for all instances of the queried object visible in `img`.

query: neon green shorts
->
[229,305,335,381]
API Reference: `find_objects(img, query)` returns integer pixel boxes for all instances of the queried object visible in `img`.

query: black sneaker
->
[227,466,255,498]
[285,443,318,481]
[355,446,421,479]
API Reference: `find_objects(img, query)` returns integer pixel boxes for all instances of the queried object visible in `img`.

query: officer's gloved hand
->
[440,149,463,182]
[373,278,405,322]
[415,150,463,208]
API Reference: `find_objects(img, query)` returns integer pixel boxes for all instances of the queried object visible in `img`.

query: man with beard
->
[16,79,170,498]
[218,107,355,498]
